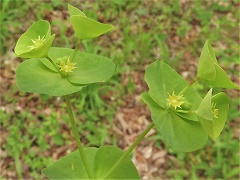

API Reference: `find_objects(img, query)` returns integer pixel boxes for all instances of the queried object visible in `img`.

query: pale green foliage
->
[42,146,140,179]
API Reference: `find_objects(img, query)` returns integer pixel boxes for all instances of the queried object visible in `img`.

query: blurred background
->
[0,0,239,179]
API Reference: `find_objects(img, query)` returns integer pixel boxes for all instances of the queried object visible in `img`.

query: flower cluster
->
[28,36,46,51]
[167,91,184,110]
[57,56,77,73]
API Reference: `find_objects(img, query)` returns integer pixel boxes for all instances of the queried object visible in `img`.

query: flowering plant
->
[15,4,239,179]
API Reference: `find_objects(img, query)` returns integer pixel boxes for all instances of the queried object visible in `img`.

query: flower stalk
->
[103,122,155,179]
[64,95,93,179]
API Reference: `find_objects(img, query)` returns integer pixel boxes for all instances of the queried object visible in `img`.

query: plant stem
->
[103,122,155,179]
[14,153,22,179]
[70,39,81,61]
[178,78,198,96]
[46,56,59,71]
[46,56,65,78]
[64,95,93,179]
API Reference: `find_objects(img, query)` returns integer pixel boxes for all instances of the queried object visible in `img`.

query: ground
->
[0,0,239,179]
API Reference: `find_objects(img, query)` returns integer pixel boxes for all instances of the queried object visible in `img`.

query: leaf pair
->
[68,4,114,40]
[197,40,239,89]
[142,61,208,152]
[16,48,115,96]
[196,89,230,141]
[14,20,55,58]
[42,146,140,179]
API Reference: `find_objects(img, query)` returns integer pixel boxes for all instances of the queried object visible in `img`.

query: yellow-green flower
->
[28,36,46,51]
[167,91,184,109]
[58,57,77,73]
[211,103,218,118]
[14,20,55,58]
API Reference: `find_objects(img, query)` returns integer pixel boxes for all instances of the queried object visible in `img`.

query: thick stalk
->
[64,95,93,179]
[103,122,155,179]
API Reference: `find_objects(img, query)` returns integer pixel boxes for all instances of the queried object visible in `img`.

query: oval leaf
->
[42,148,97,179]
[42,146,140,179]
[16,59,85,96]
[145,61,202,113]
[48,47,116,84]
[142,92,208,152]
[94,146,140,179]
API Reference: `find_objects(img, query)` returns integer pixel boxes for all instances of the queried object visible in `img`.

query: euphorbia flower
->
[142,61,208,152]
[167,91,184,109]
[57,56,77,73]
[14,20,55,58]
[196,89,230,141]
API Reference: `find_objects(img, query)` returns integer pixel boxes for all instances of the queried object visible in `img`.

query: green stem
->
[46,56,65,78]
[103,122,155,179]
[64,95,93,179]
[70,39,81,61]
[46,56,59,71]
[176,110,192,113]
[14,153,22,179]
[178,78,198,96]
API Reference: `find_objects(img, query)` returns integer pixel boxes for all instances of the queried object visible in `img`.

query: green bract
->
[142,61,208,152]
[197,40,239,89]
[42,146,140,179]
[196,89,230,140]
[68,4,114,40]
[14,20,55,58]
[16,47,115,96]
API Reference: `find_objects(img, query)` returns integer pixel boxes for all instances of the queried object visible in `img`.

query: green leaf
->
[94,146,140,179]
[211,92,229,140]
[204,64,239,89]
[14,20,55,58]
[69,6,114,40]
[145,60,202,112]
[197,90,230,140]
[16,59,85,96]
[142,92,208,152]
[48,47,116,84]
[197,40,239,89]
[196,89,213,121]
[42,146,140,179]
[68,4,86,17]
[42,148,97,179]
[197,40,217,81]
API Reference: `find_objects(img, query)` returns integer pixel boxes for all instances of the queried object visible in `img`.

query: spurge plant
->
[15,4,239,179]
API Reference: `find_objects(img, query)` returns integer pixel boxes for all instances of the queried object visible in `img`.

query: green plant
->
[14,4,239,179]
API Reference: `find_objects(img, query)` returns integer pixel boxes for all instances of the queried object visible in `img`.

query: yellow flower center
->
[167,91,184,109]
[28,35,46,50]
[58,57,76,73]
[211,103,218,118]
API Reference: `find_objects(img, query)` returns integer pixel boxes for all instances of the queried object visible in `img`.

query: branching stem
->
[103,122,155,179]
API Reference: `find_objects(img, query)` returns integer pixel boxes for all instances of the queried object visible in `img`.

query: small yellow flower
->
[167,91,184,109]
[28,36,46,50]
[58,57,76,73]
[211,103,218,118]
